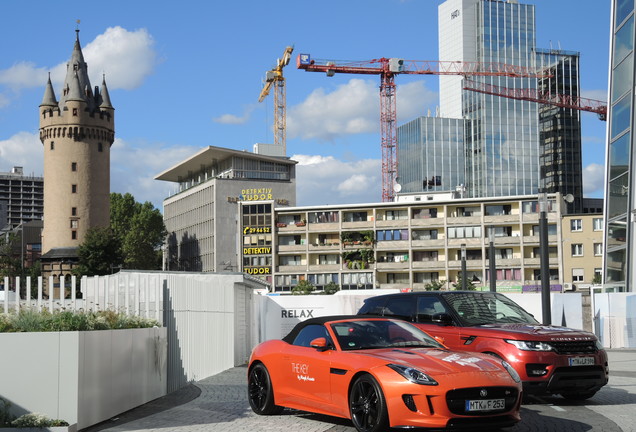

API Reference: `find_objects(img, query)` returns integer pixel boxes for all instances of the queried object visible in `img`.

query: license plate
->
[465,399,505,412]
[569,357,595,366]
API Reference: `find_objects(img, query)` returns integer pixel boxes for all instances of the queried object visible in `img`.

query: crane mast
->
[297,54,551,201]
[259,46,294,154]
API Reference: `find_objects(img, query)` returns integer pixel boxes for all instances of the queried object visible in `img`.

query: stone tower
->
[39,30,115,286]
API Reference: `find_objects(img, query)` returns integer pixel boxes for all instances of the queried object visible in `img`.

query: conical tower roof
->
[40,73,57,107]
[99,75,113,109]
[58,29,95,110]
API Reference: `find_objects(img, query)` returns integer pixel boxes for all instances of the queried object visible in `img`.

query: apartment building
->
[239,193,584,293]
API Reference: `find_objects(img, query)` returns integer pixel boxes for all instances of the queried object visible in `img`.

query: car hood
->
[468,323,598,341]
[359,348,504,375]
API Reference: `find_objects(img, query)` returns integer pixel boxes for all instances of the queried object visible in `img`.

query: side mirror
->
[310,337,330,351]
[432,313,454,326]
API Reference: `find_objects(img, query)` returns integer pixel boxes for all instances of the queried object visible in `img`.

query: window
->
[292,325,332,348]
[70,220,78,229]
[50,142,54,150]
[71,184,77,193]
[71,162,77,172]
[594,243,603,256]
[319,254,339,265]
[280,255,301,266]
[72,108,78,116]
[532,224,557,236]
[593,218,603,231]
[412,208,437,219]
[385,210,408,220]
[377,229,409,241]
[71,231,77,240]
[71,207,77,216]
[344,211,368,222]
[412,229,438,240]
[571,244,584,257]
[98,142,103,152]
[308,211,339,223]
[570,219,583,232]
[572,268,584,282]
[447,226,482,239]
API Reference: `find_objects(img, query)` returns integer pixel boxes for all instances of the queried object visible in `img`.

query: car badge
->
[480,389,488,397]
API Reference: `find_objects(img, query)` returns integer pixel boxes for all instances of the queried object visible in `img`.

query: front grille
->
[446,387,519,416]
[550,340,598,354]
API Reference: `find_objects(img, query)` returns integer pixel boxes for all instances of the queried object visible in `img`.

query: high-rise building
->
[0,166,43,230]
[604,0,634,291]
[397,117,465,194]
[38,30,114,285]
[536,49,584,214]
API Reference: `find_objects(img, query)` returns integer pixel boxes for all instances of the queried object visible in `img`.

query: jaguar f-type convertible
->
[247,316,522,432]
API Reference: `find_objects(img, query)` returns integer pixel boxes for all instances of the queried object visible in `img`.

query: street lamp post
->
[539,193,551,325]
[461,243,467,290]
[489,225,496,292]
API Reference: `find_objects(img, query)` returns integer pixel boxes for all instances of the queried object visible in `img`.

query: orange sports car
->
[247,316,522,432]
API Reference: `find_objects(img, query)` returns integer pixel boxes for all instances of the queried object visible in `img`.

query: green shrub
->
[11,413,68,427]
[0,309,160,333]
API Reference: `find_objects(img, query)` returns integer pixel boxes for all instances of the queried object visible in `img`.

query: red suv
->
[357,291,608,400]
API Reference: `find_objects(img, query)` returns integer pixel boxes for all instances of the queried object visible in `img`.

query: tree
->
[110,193,167,270]
[453,274,477,291]
[0,233,21,283]
[292,279,315,295]
[323,281,340,295]
[74,227,123,277]
[424,280,445,291]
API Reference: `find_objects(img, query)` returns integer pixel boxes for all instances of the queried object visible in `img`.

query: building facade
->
[261,193,577,293]
[156,146,297,277]
[536,49,584,214]
[38,30,115,283]
[439,0,540,198]
[561,213,604,289]
[0,167,43,230]
[604,0,634,292]
[397,117,465,194]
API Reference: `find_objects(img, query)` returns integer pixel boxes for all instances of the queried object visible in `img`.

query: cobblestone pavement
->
[82,350,636,432]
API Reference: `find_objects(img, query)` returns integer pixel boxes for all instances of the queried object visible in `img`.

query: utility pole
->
[489,226,497,292]
[539,193,551,325]
[461,244,467,290]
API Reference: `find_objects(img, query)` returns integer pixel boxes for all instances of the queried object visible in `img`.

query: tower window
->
[71,207,77,216]
[98,142,103,152]
[73,108,78,116]
[71,231,77,240]
[70,220,78,229]
[71,162,77,171]
[71,184,77,193]
[50,142,55,150]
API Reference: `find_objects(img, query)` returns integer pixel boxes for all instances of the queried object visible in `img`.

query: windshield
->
[330,319,445,351]
[443,292,540,326]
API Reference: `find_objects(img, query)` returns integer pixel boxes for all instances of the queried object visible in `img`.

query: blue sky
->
[0,0,611,211]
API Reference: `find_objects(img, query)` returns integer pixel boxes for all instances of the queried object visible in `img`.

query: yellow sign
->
[241,188,273,201]
[243,226,271,235]
[244,267,271,275]
[243,247,272,255]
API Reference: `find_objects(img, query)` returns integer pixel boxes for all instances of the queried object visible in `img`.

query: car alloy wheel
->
[248,363,283,415]
[349,374,389,432]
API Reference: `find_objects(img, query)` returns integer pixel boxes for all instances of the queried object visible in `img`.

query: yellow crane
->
[258,46,293,154]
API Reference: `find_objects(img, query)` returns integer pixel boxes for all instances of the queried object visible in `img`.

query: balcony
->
[278,244,306,252]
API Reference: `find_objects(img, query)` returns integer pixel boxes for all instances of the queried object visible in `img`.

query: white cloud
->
[582,163,605,197]
[0,26,157,100]
[292,154,381,205]
[213,104,256,124]
[287,78,437,142]
[581,88,608,102]
[0,132,43,174]
[110,139,199,209]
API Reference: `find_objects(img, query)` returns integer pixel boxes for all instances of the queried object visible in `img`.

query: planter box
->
[2,426,76,432]
[0,328,167,430]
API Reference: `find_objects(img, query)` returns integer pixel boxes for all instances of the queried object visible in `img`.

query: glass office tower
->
[397,117,465,193]
[604,0,634,291]
[536,49,583,214]
[439,0,539,198]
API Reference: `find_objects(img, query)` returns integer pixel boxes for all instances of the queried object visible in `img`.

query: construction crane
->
[297,54,551,201]
[462,78,607,120]
[258,46,294,154]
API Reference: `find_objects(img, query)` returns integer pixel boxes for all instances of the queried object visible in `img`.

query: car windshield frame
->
[442,292,540,327]
[329,318,445,351]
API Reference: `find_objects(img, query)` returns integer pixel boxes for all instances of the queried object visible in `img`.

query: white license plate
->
[465,398,505,412]
[569,357,595,366]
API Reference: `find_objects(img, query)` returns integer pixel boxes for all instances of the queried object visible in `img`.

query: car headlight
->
[505,339,553,351]
[501,360,521,383]
[387,364,438,386]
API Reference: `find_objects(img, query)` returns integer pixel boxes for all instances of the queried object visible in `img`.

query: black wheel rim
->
[249,367,268,411]
[350,379,380,431]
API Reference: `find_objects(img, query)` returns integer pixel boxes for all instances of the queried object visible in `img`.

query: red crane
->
[462,78,607,121]
[297,54,552,201]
